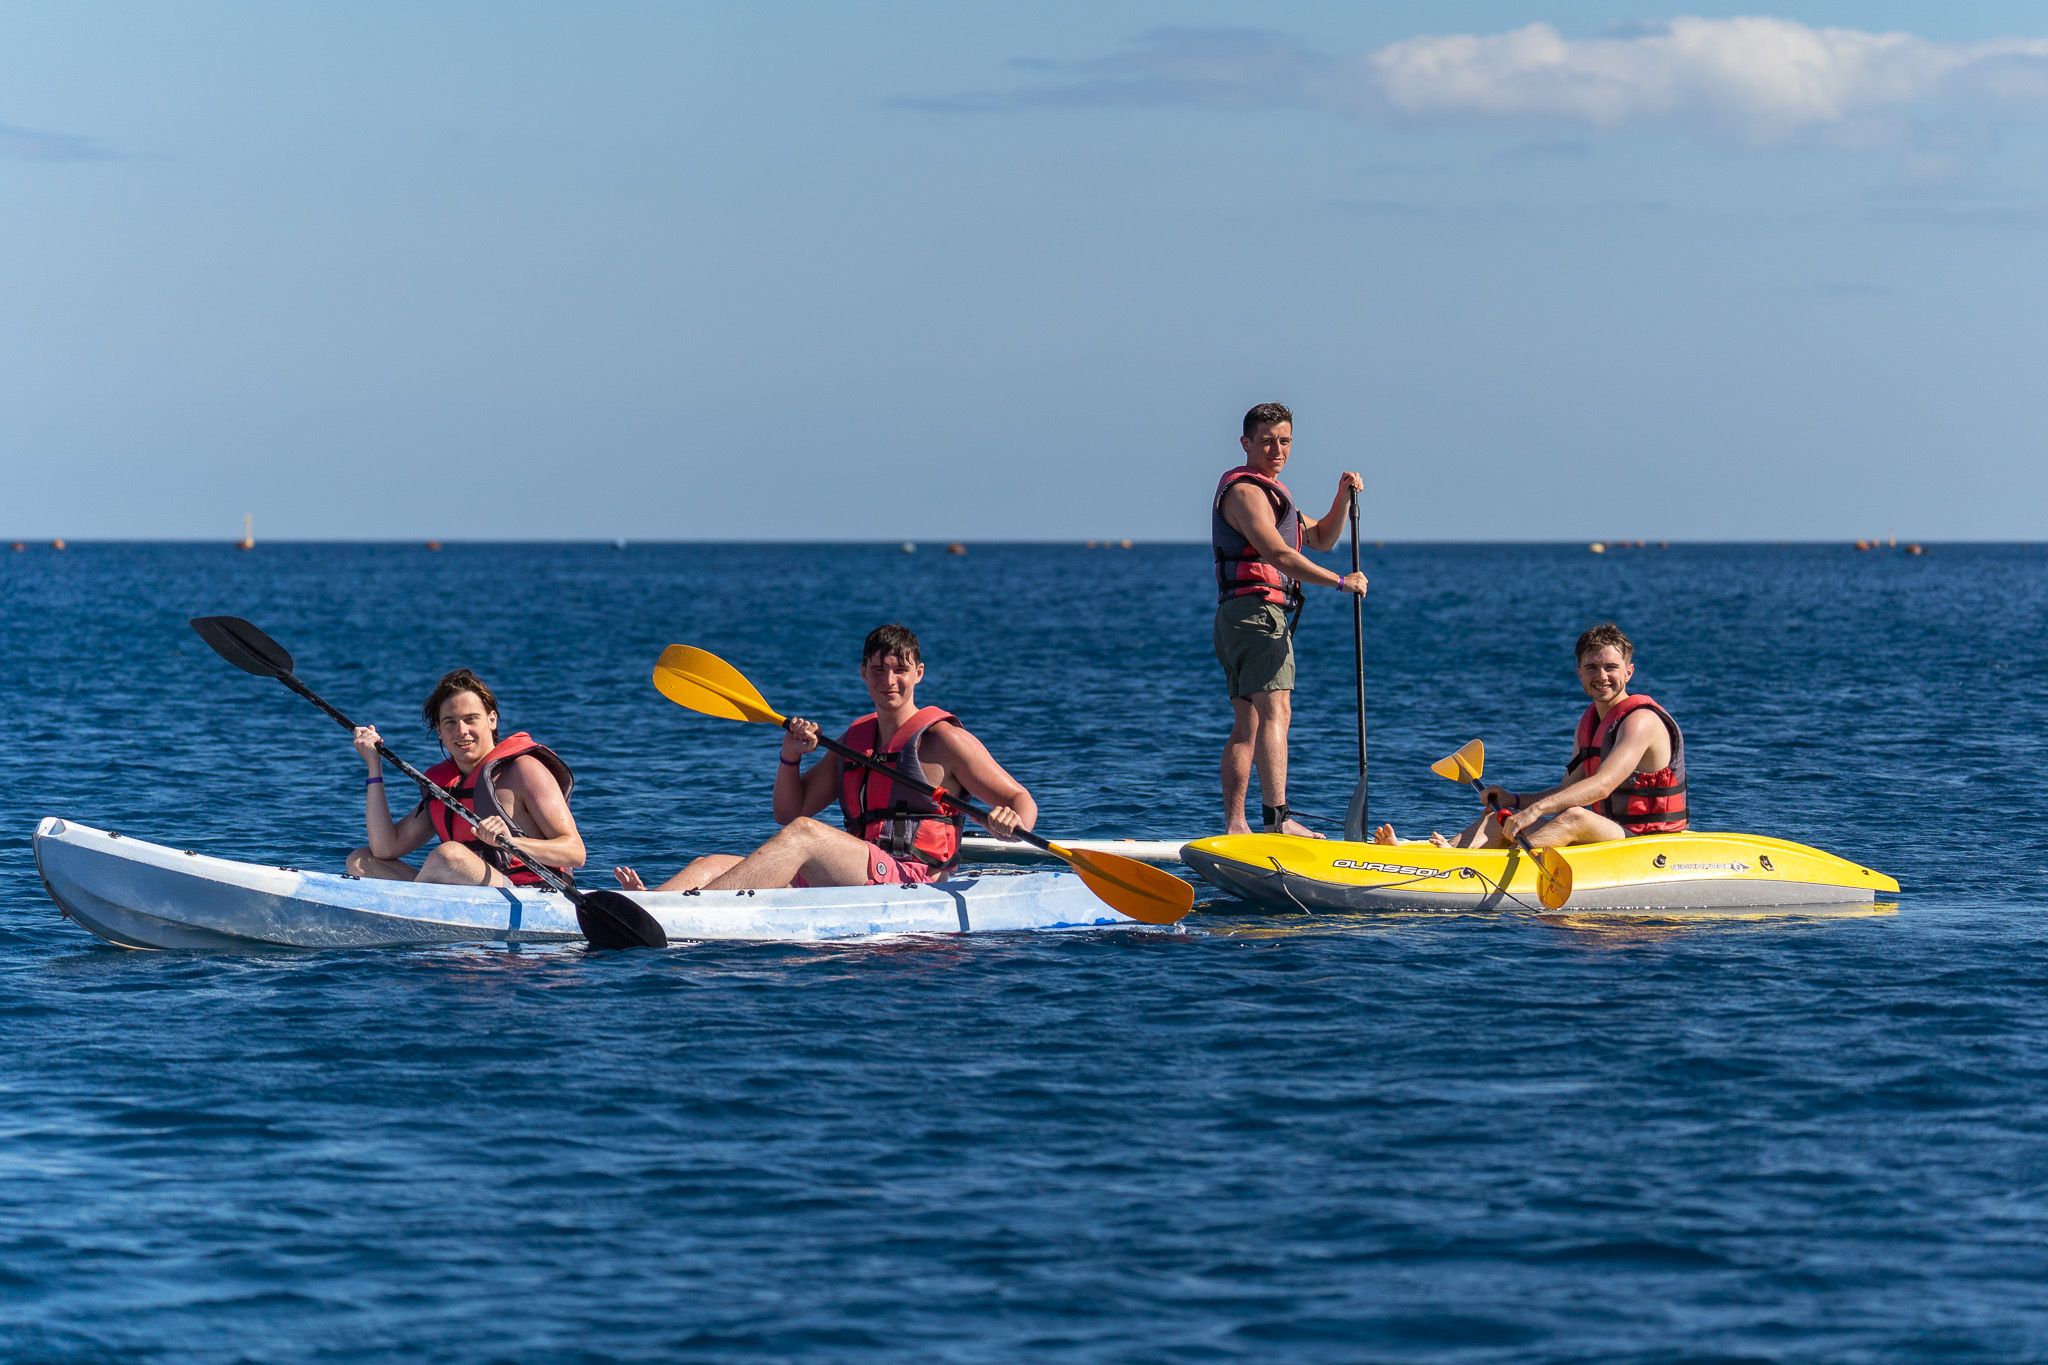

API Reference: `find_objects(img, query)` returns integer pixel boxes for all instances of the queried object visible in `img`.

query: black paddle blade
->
[190,616,295,678]
[575,890,667,950]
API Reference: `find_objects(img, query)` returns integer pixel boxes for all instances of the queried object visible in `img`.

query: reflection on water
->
[1538,901,1901,947]
[1195,900,1901,943]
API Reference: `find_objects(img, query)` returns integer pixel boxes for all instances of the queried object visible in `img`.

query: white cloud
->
[1333,18,2048,142]
[917,17,2048,147]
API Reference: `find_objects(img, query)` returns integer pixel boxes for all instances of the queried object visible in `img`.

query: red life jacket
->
[1568,695,1688,835]
[839,706,966,873]
[1212,465,1304,610]
[422,732,576,886]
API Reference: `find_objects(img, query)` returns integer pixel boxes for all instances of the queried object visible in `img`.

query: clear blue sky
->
[4,2,2045,541]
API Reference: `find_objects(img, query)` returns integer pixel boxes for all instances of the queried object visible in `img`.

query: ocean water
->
[4,540,2046,1362]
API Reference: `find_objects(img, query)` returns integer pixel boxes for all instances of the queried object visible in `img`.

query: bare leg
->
[1451,806,1625,850]
[347,847,419,881]
[618,855,745,892]
[1521,807,1626,847]
[1249,689,1319,837]
[704,817,883,890]
[1447,813,1503,849]
[1221,697,1259,835]
[416,842,511,887]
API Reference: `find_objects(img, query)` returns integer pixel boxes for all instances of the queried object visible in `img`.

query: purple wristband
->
[778,755,800,768]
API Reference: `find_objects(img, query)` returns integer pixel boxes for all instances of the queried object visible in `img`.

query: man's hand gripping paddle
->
[190,616,667,949]
[1430,739,1573,910]
[651,645,1195,926]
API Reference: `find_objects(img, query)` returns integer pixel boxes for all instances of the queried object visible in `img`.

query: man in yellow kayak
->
[347,668,587,885]
[616,624,1036,890]
[1214,401,1368,837]
[1377,622,1688,848]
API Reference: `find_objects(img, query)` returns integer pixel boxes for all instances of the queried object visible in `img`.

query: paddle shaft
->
[1347,491,1367,832]
[269,670,581,901]
[801,725,1060,855]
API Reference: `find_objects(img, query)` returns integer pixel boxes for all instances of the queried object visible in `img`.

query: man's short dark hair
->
[863,623,922,666]
[1575,622,1635,663]
[1243,402,1293,438]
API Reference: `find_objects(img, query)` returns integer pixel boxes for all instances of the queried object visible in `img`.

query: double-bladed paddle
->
[1430,739,1574,910]
[650,645,1196,925]
[1342,489,1369,841]
[189,615,667,949]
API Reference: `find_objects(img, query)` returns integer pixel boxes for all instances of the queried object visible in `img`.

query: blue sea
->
[5,540,2047,1362]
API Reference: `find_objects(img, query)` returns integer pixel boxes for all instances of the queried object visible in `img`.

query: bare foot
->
[1225,819,1253,836]
[1372,823,1400,845]
[613,866,647,891]
[1428,832,1451,848]
[1278,818,1322,839]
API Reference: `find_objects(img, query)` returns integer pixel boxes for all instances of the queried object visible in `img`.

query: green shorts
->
[1214,596,1295,698]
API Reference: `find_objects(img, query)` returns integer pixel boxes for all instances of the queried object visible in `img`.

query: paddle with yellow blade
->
[1430,739,1573,910]
[652,645,1195,925]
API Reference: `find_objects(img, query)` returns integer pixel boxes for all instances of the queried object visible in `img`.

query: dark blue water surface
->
[5,541,2047,1362]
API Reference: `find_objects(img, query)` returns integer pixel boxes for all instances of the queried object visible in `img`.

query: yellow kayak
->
[1181,830,1898,913]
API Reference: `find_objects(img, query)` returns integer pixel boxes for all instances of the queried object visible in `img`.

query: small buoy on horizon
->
[425,540,443,551]
[1119,538,1133,549]
[900,542,917,554]
[1084,539,1099,549]
[946,542,966,556]
[10,542,24,552]
[1589,542,1606,554]
[51,539,66,551]
[1906,543,1925,555]
[1855,540,1872,551]
[236,513,254,551]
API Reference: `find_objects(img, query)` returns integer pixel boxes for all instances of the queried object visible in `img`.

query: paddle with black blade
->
[650,645,1196,926]
[188,615,667,949]
[1430,739,1573,910]
[1342,488,1369,841]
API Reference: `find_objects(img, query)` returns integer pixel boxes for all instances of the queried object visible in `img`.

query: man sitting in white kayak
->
[1375,622,1688,848]
[347,668,587,886]
[616,624,1035,891]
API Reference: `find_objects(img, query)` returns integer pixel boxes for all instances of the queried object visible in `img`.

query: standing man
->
[1214,402,1368,837]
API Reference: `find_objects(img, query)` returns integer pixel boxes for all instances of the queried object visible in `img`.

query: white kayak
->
[34,818,1144,950]
[957,835,1187,866]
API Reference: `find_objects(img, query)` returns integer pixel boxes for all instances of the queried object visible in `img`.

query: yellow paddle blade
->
[653,645,787,726]
[1430,739,1485,785]
[1045,842,1196,925]
[1531,848,1574,910]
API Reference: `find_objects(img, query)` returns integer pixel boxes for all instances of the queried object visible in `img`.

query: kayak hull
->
[1181,830,1898,913]
[35,819,1136,950]
[958,835,1187,866]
